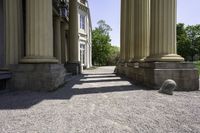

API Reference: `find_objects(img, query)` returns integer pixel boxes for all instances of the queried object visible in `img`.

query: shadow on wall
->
[0,72,145,110]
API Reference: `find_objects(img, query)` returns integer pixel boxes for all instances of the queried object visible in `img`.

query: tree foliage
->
[177,23,200,61]
[92,20,119,66]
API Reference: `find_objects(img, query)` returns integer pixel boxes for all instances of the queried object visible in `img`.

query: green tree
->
[177,23,200,61]
[92,20,113,66]
[107,46,120,66]
[177,23,191,60]
[185,25,200,61]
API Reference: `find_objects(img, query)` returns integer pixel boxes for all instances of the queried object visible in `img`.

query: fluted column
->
[133,0,150,62]
[146,0,184,62]
[5,0,23,65]
[61,23,67,64]
[129,0,135,61]
[21,0,57,63]
[125,0,131,62]
[0,0,4,67]
[120,0,126,61]
[53,17,62,64]
[69,0,79,63]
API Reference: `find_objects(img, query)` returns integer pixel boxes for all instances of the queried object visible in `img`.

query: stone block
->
[65,62,81,75]
[6,64,66,91]
[117,62,199,91]
[141,62,199,91]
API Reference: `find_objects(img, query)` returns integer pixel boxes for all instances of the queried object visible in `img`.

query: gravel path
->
[0,66,200,133]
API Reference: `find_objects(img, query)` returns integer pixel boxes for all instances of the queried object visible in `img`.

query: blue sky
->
[88,0,200,46]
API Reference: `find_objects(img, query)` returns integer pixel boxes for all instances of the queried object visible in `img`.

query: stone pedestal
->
[6,64,66,91]
[117,62,199,91]
[65,62,81,75]
[139,62,199,91]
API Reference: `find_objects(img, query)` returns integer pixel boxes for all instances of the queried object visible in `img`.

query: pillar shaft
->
[120,0,126,61]
[69,0,79,63]
[61,23,67,64]
[0,0,4,67]
[21,0,57,63]
[134,0,150,61]
[125,0,131,62]
[129,0,135,61]
[146,0,184,61]
[5,0,23,65]
[53,17,62,64]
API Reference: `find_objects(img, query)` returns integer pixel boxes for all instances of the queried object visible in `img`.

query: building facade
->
[0,0,199,91]
[78,0,92,69]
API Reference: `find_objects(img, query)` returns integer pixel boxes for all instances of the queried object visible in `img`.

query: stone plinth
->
[6,64,66,91]
[65,62,81,75]
[140,62,199,91]
[117,62,199,91]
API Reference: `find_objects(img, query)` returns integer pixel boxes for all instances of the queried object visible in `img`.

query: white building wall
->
[77,0,92,69]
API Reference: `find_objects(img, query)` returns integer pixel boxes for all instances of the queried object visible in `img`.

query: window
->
[80,44,86,65]
[80,15,85,30]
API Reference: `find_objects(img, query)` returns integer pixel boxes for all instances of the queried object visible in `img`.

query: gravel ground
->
[0,66,200,133]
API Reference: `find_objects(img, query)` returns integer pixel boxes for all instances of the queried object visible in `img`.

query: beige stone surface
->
[21,0,57,63]
[146,0,184,62]
[133,0,150,62]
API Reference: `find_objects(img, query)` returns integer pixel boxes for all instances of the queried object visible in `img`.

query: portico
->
[117,0,199,91]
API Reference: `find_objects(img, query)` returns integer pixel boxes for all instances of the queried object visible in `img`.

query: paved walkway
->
[0,66,200,133]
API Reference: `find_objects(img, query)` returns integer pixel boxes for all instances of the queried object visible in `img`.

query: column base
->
[131,57,146,62]
[139,62,199,91]
[65,61,81,75]
[145,54,184,62]
[20,56,58,64]
[116,62,199,91]
[6,64,66,91]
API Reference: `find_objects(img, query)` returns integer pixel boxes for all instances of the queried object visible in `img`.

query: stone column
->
[0,0,4,68]
[133,0,150,62]
[5,0,23,65]
[53,17,62,64]
[21,0,58,63]
[120,0,126,61]
[69,0,79,63]
[61,22,67,64]
[146,0,184,62]
[125,0,131,62]
[129,0,135,61]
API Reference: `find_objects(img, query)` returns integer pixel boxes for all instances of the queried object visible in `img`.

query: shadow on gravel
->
[0,73,144,110]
